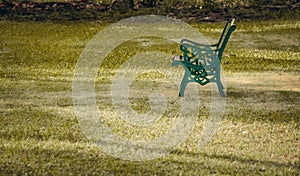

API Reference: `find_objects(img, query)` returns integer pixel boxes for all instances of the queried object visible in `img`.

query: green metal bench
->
[172,18,236,97]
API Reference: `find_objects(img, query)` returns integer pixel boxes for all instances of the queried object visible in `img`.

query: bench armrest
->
[180,39,218,48]
[180,43,220,67]
[180,43,217,54]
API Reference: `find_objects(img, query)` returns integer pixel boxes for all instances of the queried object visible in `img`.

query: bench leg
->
[179,70,191,97]
[214,65,225,97]
[179,78,189,97]
[217,81,226,97]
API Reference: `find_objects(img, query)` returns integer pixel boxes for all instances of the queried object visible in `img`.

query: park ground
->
[0,16,299,175]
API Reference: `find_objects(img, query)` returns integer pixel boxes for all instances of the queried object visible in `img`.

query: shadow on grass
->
[170,149,300,174]
[226,89,300,124]
[1,141,299,175]
[1,75,299,174]
[1,94,299,174]
[1,82,299,142]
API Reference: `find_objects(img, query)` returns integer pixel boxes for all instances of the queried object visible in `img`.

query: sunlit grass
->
[0,19,299,175]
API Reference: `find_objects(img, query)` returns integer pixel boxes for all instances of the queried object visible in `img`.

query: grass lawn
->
[0,19,299,175]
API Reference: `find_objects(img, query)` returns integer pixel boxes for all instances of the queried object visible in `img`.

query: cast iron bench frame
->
[172,18,236,97]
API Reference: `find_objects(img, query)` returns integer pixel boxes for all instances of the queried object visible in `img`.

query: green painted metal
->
[172,18,236,97]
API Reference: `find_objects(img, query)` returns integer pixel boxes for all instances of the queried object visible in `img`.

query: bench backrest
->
[216,18,236,60]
